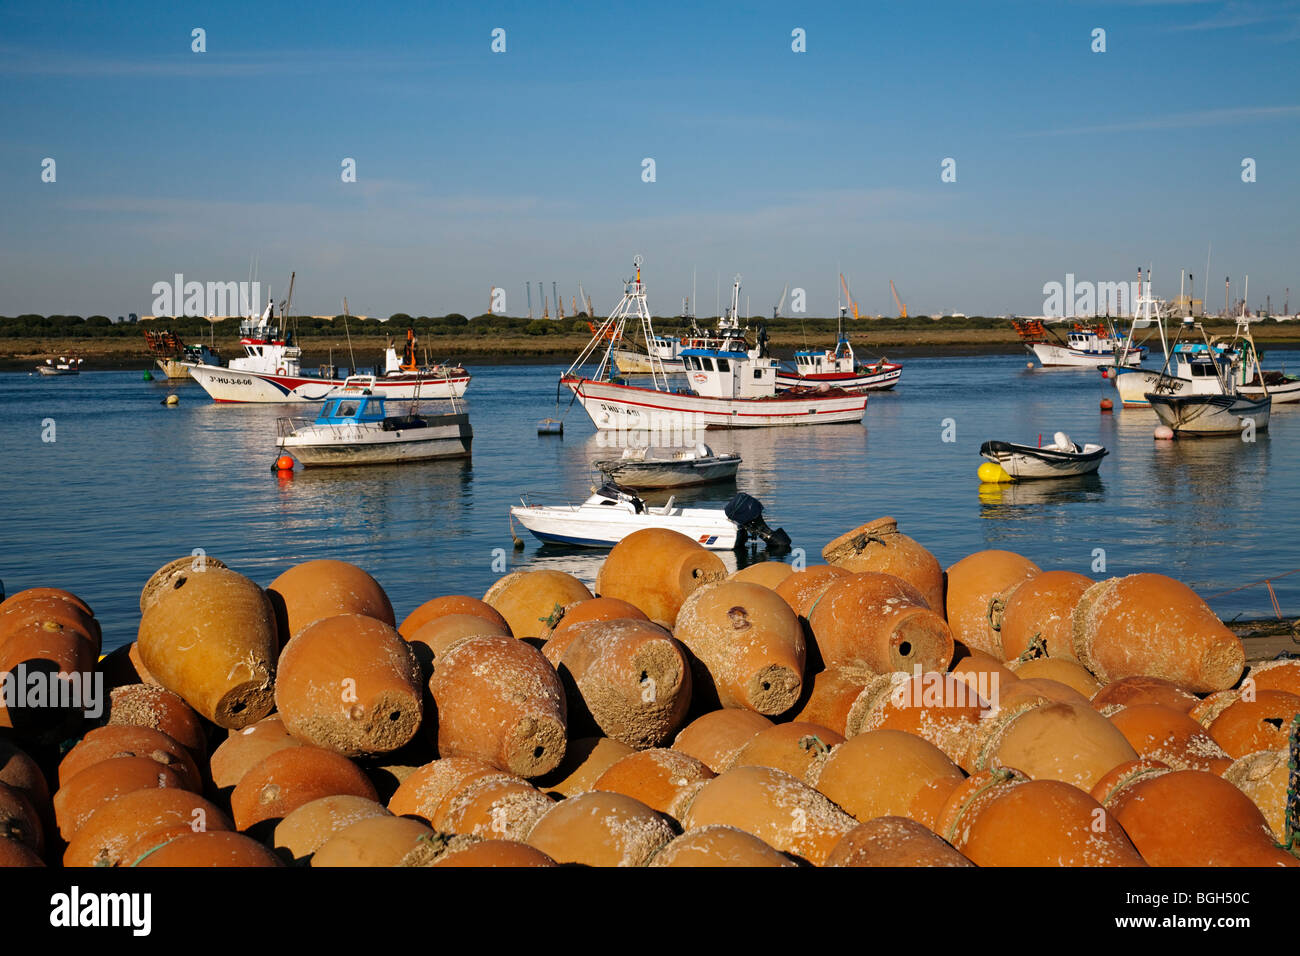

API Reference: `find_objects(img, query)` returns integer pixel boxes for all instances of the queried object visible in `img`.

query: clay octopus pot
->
[429,839,558,867]
[311,815,467,867]
[535,737,634,799]
[210,716,305,796]
[398,595,510,639]
[272,794,392,865]
[0,594,100,658]
[681,765,857,866]
[726,721,844,785]
[525,791,677,867]
[1108,704,1232,774]
[1208,690,1300,759]
[1090,675,1198,715]
[275,613,423,758]
[994,570,1092,662]
[672,710,773,772]
[406,613,512,679]
[813,729,966,832]
[673,581,805,715]
[772,565,853,618]
[0,739,50,811]
[939,771,1145,866]
[0,626,96,736]
[0,839,44,867]
[428,635,567,778]
[105,684,207,756]
[949,650,1018,706]
[1072,574,1244,693]
[58,725,202,793]
[229,745,378,833]
[0,782,43,853]
[593,749,715,819]
[130,831,283,867]
[1246,659,1300,697]
[826,816,974,867]
[650,825,795,867]
[847,671,988,764]
[728,562,796,591]
[482,569,593,639]
[944,550,1041,659]
[428,774,554,843]
[2,587,94,619]
[1102,767,1297,866]
[53,756,188,841]
[790,662,878,737]
[595,528,727,627]
[822,517,946,614]
[62,788,232,868]
[546,618,691,749]
[539,597,648,644]
[266,559,395,650]
[138,556,229,615]
[1223,750,1289,842]
[1008,657,1101,698]
[135,567,277,729]
[387,755,505,822]
[806,572,953,674]
[999,678,1092,709]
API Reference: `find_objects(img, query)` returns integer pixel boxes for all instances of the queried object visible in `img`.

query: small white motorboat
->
[276,377,471,467]
[510,486,789,551]
[979,432,1107,480]
[592,443,741,489]
[36,357,83,376]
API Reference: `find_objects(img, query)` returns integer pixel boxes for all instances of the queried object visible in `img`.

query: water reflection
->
[977,473,1107,512]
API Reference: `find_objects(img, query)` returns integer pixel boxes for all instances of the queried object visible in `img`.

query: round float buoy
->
[1025,362,1034,369]
[275,455,295,472]
[1154,425,1174,441]
[142,370,154,381]
[977,462,1014,484]
[1099,398,1113,412]
[1100,368,1110,379]
[164,394,179,406]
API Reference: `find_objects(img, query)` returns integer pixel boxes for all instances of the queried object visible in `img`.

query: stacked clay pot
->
[806,572,953,674]
[944,550,1041,658]
[482,569,593,639]
[822,517,945,614]
[596,529,726,626]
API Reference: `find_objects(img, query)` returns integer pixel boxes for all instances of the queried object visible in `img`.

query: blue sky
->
[2,0,1297,318]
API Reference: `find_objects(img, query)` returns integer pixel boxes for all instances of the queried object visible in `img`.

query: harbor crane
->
[890,279,908,319]
[839,274,859,320]
[526,281,533,319]
[773,283,789,320]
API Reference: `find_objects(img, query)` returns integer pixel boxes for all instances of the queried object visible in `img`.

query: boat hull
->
[510,506,737,549]
[562,377,865,430]
[593,457,740,488]
[775,363,902,393]
[1030,343,1144,368]
[277,414,472,466]
[155,358,192,380]
[187,363,470,403]
[1239,377,1300,405]
[612,349,685,374]
[1145,393,1271,436]
[979,441,1106,480]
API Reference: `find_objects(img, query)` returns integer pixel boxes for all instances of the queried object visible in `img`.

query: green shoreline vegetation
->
[4,312,1300,370]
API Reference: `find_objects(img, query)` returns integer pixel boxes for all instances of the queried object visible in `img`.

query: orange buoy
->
[1100,398,1113,411]
[275,455,295,471]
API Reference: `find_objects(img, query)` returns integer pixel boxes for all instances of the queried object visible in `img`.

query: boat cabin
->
[794,336,855,375]
[313,391,388,426]
[681,348,779,399]
[231,309,302,376]
[1171,343,1238,395]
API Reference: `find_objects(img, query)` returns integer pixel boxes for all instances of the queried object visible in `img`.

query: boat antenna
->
[342,297,357,373]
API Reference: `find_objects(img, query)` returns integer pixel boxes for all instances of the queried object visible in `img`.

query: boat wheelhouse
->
[1015,318,1146,368]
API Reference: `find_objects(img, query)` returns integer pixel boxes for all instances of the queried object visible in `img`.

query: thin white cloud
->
[1015,104,1300,137]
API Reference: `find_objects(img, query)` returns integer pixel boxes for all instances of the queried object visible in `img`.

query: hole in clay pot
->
[761,681,771,691]
[533,746,545,759]
[1264,717,1283,730]
[173,576,187,589]
[898,641,912,657]
[229,701,246,714]
[639,671,649,683]
[389,711,401,722]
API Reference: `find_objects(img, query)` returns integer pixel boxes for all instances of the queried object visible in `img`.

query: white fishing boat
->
[35,357,83,376]
[510,486,789,551]
[979,432,1107,480]
[613,332,686,374]
[1014,318,1145,368]
[1145,316,1271,437]
[560,261,866,431]
[775,308,902,392]
[143,329,221,379]
[276,377,471,466]
[592,443,741,489]
[185,276,470,403]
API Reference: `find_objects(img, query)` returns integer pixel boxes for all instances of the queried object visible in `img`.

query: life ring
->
[276,366,287,375]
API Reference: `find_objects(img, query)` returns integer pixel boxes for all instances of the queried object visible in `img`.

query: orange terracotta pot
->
[138,555,229,615]
[431,774,554,842]
[0,838,44,866]
[822,517,946,615]
[429,635,567,777]
[813,729,966,832]
[672,709,773,772]
[266,559,395,649]
[1072,574,1245,693]
[789,662,878,737]
[535,737,634,799]
[944,550,1040,659]
[272,794,391,865]
[1008,657,1102,698]
[59,725,202,793]
[726,721,844,784]
[729,561,796,590]
[772,565,853,618]
[950,650,1018,704]
[135,567,277,729]
[1091,675,1198,715]
[482,569,594,639]
[940,772,1145,866]
[1108,704,1232,774]
[1246,659,1300,698]
[1000,677,1092,708]
[995,570,1092,662]
[1088,758,1174,806]
[398,595,510,639]
[595,528,728,626]
[97,642,153,692]
[1223,750,1288,842]
[230,745,378,833]
[540,597,648,643]
[525,791,676,867]
[2,587,94,618]
[970,699,1139,792]
[54,756,188,841]
[210,716,304,798]
[128,644,161,686]
[406,613,511,679]
[0,781,43,853]
[1188,689,1240,728]
[593,748,715,819]
[807,572,953,674]
[0,595,100,658]
[0,739,50,810]
[1208,690,1300,759]
[104,684,208,757]
[387,755,504,822]
[1103,767,1297,866]
[62,788,232,868]
[311,815,460,867]
[649,824,796,867]
[130,830,283,867]
[0,625,96,736]
[681,765,857,866]
[275,613,423,758]
[826,816,974,867]
[673,581,805,715]
[547,618,691,748]
[847,671,988,763]
[429,839,559,867]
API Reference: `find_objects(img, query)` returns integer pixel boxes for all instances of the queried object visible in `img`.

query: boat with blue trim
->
[775,309,902,392]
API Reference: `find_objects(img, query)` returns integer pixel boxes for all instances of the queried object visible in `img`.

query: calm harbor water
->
[4,351,1299,652]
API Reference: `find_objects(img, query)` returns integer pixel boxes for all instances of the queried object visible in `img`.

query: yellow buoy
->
[977,462,1014,484]
[164,394,179,406]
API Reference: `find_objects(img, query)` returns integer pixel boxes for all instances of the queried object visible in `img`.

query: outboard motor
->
[724,493,791,554]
